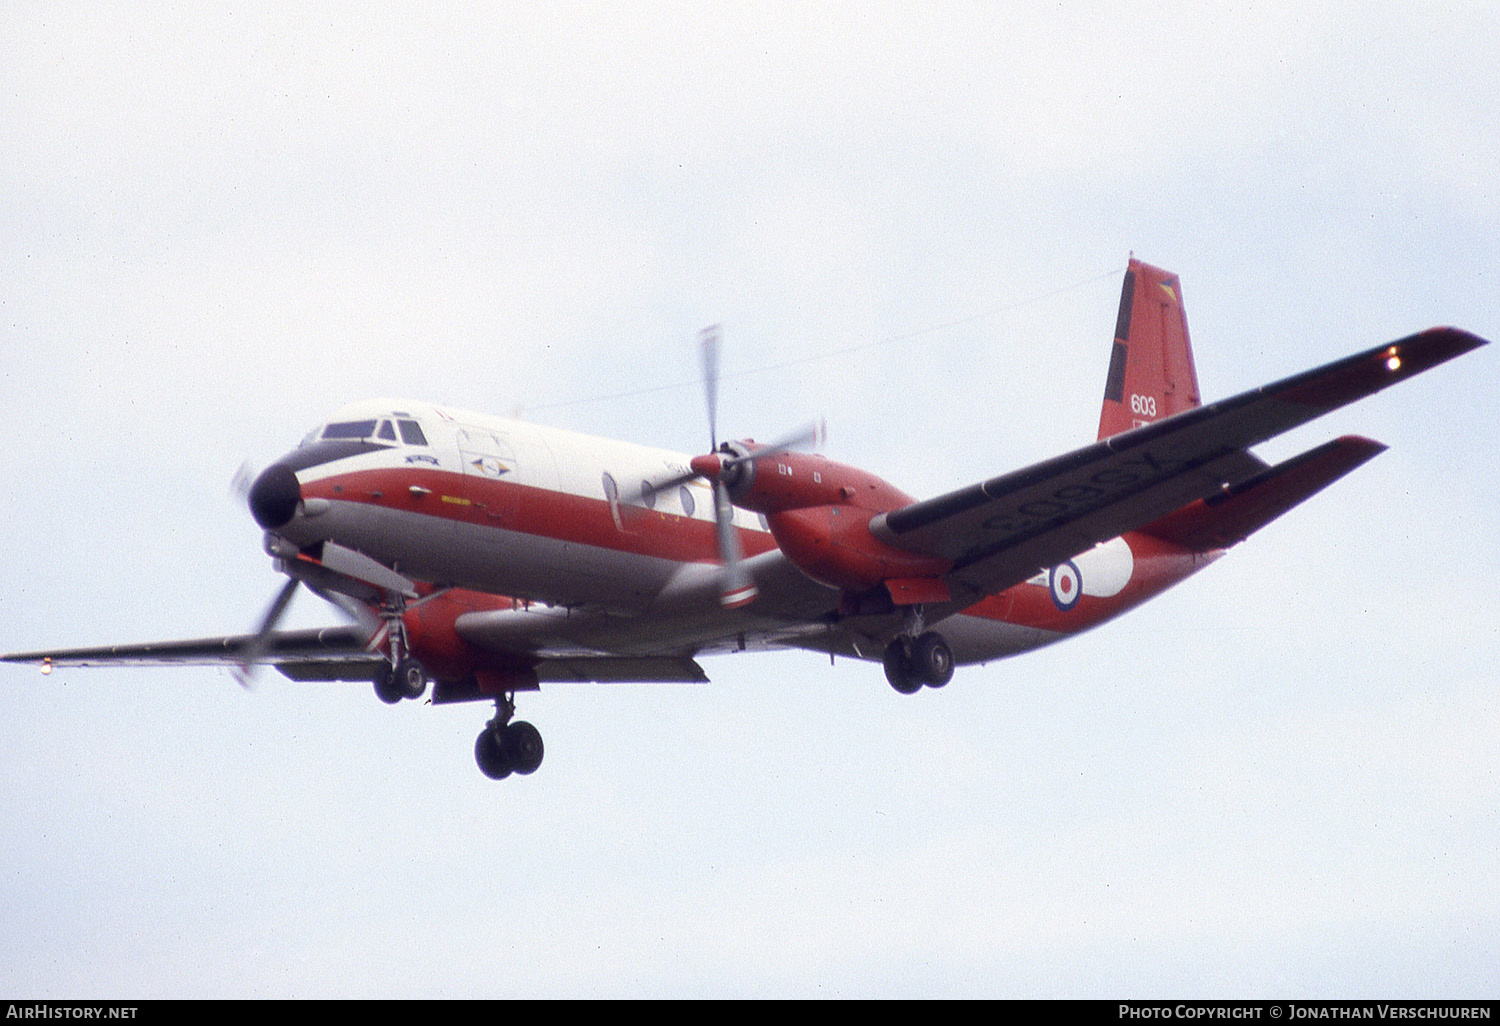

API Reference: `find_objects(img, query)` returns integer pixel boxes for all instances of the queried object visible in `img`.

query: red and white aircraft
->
[4,260,1487,781]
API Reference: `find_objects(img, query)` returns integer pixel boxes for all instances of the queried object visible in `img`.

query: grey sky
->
[2,2,1496,997]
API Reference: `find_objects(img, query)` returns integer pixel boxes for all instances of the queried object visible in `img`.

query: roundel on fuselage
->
[1033,536,1135,612]
[1049,560,1081,611]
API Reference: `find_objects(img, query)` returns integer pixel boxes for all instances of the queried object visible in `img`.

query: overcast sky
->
[2,2,1497,998]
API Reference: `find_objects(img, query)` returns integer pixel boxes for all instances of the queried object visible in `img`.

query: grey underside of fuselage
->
[305,500,1064,667]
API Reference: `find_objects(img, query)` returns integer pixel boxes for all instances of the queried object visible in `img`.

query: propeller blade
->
[233,576,300,688]
[700,324,721,452]
[308,584,384,640]
[616,466,700,511]
[618,324,728,511]
[625,420,825,510]
[713,480,757,608]
[723,419,826,468]
[229,460,259,508]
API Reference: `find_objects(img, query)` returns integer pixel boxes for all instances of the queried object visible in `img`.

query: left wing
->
[872,327,1487,605]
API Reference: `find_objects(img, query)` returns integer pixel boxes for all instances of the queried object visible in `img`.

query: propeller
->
[228,462,386,686]
[230,459,259,508]
[232,575,300,688]
[624,325,824,608]
[702,325,721,452]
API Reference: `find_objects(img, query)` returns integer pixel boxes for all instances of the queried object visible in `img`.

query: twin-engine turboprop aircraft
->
[4,260,1488,781]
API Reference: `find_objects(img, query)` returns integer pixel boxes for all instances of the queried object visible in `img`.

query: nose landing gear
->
[370,595,428,704]
[374,657,428,704]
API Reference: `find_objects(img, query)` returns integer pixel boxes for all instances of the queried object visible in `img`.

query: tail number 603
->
[1129,394,1158,417]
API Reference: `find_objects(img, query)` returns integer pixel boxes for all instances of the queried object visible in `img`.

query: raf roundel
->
[1049,560,1082,611]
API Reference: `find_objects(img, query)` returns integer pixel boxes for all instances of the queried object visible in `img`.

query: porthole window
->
[679,485,695,518]
[640,480,656,510]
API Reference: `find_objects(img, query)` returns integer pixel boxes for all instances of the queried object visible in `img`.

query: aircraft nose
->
[248,463,302,530]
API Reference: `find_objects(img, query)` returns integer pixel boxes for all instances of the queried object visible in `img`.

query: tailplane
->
[1098,258,1202,440]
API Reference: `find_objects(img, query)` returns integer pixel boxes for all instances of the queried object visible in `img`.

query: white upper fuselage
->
[285,399,766,603]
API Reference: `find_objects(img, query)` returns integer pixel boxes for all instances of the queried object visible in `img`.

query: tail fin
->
[1097,258,1202,440]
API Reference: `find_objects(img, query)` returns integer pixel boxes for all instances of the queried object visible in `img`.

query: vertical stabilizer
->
[1097,258,1202,440]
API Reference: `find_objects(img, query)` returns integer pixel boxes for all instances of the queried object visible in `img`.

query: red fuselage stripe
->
[304,467,1208,637]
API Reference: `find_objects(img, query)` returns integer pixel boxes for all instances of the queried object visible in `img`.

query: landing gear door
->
[457,426,519,524]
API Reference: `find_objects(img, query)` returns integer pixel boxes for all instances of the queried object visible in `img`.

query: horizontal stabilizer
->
[1139,435,1387,551]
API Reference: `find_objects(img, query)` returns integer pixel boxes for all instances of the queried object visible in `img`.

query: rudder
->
[1098,258,1202,440]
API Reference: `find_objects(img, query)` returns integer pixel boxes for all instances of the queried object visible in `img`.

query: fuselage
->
[251,398,1218,674]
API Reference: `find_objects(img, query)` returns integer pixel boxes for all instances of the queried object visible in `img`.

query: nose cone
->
[248,463,302,530]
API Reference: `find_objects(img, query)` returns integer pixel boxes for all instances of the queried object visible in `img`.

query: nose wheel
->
[374,657,428,704]
[474,694,544,780]
[883,631,954,694]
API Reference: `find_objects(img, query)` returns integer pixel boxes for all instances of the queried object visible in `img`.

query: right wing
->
[2,626,381,674]
[2,626,715,687]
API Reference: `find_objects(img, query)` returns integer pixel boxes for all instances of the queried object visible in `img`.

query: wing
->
[871,327,1487,604]
[2,626,380,673]
[2,625,717,686]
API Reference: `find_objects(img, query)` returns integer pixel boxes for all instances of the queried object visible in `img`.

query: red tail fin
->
[1097,258,1202,440]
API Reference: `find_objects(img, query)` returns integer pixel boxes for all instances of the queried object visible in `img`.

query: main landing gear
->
[883,631,954,694]
[474,693,544,781]
[362,597,542,780]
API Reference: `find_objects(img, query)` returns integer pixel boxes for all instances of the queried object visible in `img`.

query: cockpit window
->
[309,415,426,447]
[322,419,379,440]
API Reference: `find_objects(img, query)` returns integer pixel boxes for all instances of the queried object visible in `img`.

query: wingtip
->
[1412,326,1490,359]
[1332,434,1389,457]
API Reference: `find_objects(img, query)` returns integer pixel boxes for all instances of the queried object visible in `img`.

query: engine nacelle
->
[712,446,951,596]
[401,587,521,680]
[709,447,911,514]
[768,504,951,594]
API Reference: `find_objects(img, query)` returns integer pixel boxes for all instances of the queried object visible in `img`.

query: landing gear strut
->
[371,596,427,704]
[883,631,954,694]
[474,693,544,780]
